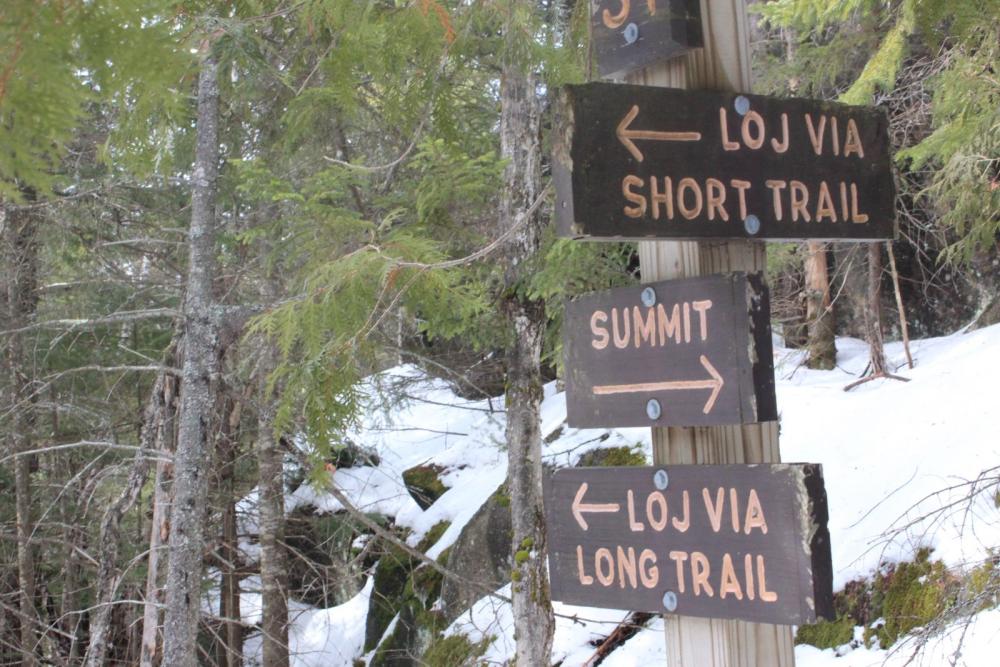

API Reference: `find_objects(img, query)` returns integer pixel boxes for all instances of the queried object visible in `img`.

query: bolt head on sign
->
[552,82,897,241]
[590,1,703,79]
[563,272,776,428]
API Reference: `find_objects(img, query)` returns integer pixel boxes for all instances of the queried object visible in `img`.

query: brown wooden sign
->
[553,82,896,241]
[544,464,834,625]
[563,273,775,428]
[590,1,702,79]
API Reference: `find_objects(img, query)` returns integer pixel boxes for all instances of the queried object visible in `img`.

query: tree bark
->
[1,201,40,666]
[162,52,222,667]
[140,373,178,667]
[499,2,554,664]
[805,242,836,369]
[217,394,244,667]
[256,353,290,667]
[84,369,171,667]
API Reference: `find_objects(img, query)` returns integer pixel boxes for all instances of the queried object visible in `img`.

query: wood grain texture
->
[630,0,796,664]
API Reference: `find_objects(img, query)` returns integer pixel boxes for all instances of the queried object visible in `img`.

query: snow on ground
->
[244,324,1000,665]
[776,329,1000,588]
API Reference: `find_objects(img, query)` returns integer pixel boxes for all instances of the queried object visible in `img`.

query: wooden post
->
[626,0,796,663]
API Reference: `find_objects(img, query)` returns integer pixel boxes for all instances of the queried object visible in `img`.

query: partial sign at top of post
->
[553,83,896,241]
[591,1,703,79]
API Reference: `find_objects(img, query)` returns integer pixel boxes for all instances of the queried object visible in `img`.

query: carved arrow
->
[591,354,725,414]
[572,482,620,531]
[616,104,702,162]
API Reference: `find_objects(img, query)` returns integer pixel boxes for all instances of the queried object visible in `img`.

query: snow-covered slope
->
[242,324,1000,666]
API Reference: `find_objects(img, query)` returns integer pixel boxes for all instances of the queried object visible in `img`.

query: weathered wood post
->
[627,1,795,664]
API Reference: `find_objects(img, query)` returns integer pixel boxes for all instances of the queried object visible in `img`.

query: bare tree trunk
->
[499,2,554,663]
[865,243,887,376]
[886,242,913,369]
[805,242,836,369]
[162,52,222,667]
[140,374,177,667]
[217,394,244,667]
[1,201,40,666]
[256,348,289,667]
[85,367,172,667]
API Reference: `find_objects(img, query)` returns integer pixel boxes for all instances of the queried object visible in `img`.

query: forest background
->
[0,0,998,665]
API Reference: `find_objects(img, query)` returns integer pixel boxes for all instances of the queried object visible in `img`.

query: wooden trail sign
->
[590,1,702,79]
[563,272,775,428]
[553,82,896,241]
[544,465,834,625]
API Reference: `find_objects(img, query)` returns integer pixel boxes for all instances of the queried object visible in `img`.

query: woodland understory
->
[0,0,998,665]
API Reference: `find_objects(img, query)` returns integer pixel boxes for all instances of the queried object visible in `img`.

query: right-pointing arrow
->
[617,104,702,162]
[591,355,725,414]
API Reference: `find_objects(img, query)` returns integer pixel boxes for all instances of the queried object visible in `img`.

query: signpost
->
[563,272,775,427]
[544,465,834,625]
[554,83,896,241]
[590,1,703,79]
[545,2,871,663]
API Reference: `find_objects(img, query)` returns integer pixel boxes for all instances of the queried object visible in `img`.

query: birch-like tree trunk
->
[84,370,170,667]
[255,345,289,667]
[1,201,40,666]
[140,373,177,667]
[499,2,554,663]
[162,52,222,667]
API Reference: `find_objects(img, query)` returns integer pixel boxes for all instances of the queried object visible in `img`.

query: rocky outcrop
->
[401,464,448,510]
[438,484,512,623]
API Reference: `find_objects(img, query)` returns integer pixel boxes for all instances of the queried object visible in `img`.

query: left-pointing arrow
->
[572,482,621,530]
[617,104,702,162]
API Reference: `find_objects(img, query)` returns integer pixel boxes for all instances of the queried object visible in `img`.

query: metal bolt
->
[744,214,761,236]
[734,95,751,116]
[654,469,669,490]
[645,399,661,421]
[662,590,678,612]
[623,22,639,45]
[640,286,657,307]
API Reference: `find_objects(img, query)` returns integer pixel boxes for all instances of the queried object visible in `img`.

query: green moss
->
[416,520,451,552]
[794,616,854,648]
[862,548,957,648]
[422,634,491,667]
[514,550,530,564]
[403,464,449,510]
[576,445,647,467]
[520,536,534,549]
[365,545,415,652]
[494,485,510,508]
[511,569,522,582]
